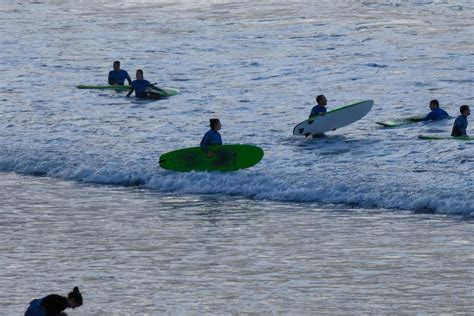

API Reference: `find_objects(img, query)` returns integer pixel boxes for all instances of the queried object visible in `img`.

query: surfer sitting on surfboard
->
[200,119,222,157]
[421,99,449,121]
[309,95,327,118]
[126,69,166,99]
[25,287,83,316]
[451,105,470,137]
[108,60,131,86]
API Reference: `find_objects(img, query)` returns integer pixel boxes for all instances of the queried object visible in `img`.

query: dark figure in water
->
[309,95,327,118]
[108,60,131,86]
[126,69,165,99]
[25,287,83,316]
[421,99,449,121]
[451,105,470,137]
[201,118,222,157]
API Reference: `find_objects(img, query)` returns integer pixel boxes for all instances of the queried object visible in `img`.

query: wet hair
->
[316,95,325,104]
[68,287,83,306]
[113,61,120,66]
[460,105,469,114]
[209,118,220,129]
[137,69,143,76]
[430,99,439,108]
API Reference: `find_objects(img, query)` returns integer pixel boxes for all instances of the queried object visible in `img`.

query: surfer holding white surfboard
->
[293,98,374,137]
[309,95,328,118]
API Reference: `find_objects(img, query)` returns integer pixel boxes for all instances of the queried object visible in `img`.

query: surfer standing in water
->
[108,60,131,86]
[25,287,83,316]
[126,69,165,99]
[421,99,449,121]
[309,95,327,118]
[451,105,470,136]
[201,118,222,157]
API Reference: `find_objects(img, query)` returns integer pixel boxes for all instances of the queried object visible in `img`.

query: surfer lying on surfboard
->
[201,119,223,157]
[420,99,449,122]
[126,69,166,99]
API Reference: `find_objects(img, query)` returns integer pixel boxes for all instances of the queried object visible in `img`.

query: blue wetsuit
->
[129,79,152,98]
[451,115,468,136]
[200,129,222,153]
[108,70,131,85]
[421,108,449,121]
[25,295,67,316]
[309,105,327,118]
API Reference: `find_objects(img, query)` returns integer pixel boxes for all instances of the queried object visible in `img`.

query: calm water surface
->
[1,173,473,315]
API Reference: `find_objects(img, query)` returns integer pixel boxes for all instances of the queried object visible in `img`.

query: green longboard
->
[159,144,264,172]
[144,87,180,98]
[418,135,474,141]
[376,116,424,128]
[76,85,180,97]
[77,84,131,91]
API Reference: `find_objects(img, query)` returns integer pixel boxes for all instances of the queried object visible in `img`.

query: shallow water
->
[1,172,474,314]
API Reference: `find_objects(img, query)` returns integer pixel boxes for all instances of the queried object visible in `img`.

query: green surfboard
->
[76,85,180,97]
[376,116,424,128]
[418,135,474,141]
[77,84,131,91]
[159,144,264,172]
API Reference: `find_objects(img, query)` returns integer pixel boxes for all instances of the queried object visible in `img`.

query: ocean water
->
[2,172,474,315]
[0,0,473,314]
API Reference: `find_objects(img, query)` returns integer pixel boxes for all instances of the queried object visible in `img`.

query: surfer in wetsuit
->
[25,287,83,316]
[309,95,327,118]
[451,105,470,136]
[108,60,131,86]
[421,99,449,121]
[126,69,166,99]
[200,118,222,157]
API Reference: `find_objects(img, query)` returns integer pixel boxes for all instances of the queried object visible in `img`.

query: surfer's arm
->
[421,112,433,121]
[126,86,134,97]
[149,84,166,94]
[200,135,210,153]
[200,134,215,157]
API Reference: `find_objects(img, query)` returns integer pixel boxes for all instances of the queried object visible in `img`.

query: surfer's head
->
[67,287,83,309]
[210,118,221,131]
[460,105,470,117]
[136,69,144,80]
[316,95,327,107]
[113,60,121,71]
[429,99,439,110]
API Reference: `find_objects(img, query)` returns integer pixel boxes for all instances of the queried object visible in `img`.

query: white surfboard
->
[293,100,374,137]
